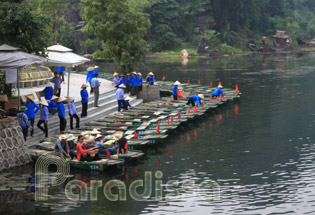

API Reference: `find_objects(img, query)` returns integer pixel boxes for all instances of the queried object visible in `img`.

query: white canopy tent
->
[45,44,90,97]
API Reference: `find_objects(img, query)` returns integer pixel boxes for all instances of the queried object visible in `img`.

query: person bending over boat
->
[54,135,76,159]
[212,84,224,97]
[121,96,132,110]
[113,131,128,155]
[187,94,204,107]
[146,72,154,85]
[76,135,100,162]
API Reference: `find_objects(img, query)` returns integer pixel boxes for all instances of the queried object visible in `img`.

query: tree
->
[150,24,179,51]
[0,0,50,55]
[82,0,151,73]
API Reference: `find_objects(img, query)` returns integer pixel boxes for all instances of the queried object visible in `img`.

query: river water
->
[2,52,315,214]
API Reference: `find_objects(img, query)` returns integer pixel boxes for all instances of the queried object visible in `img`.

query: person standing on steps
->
[113,73,120,88]
[130,71,139,97]
[55,66,65,84]
[126,73,131,93]
[43,82,54,100]
[86,66,95,93]
[51,72,62,97]
[25,95,39,137]
[17,106,31,141]
[80,84,89,118]
[91,73,101,107]
[68,97,80,130]
[48,95,59,115]
[57,96,67,134]
[37,99,49,138]
[93,65,99,76]
[138,72,143,96]
[116,84,127,112]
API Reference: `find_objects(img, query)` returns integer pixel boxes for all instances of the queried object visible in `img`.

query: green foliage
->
[80,38,103,54]
[220,24,238,45]
[199,30,220,49]
[56,22,75,49]
[0,0,50,55]
[217,43,243,55]
[82,0,151,72]
[150,24,180,52]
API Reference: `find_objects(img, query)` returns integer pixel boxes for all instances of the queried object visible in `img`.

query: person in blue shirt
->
[116,84,127,112]
[187,94,204,107]
[17,106,31,141]
[119,74,125,85]
[113,73,120,88]
[212,85,224,97]
[25,96,39,137]
[37,99,49,138]
[68,97,80,129]
[130,72,139,97]
[125,73,131,93]
[57,96,67,134]
[138,72,143,93]
[146,72,154,85]
[55,66,65,83]
[121,96,132,110]
[43,82,54,100]
[172,81,180,100]
[86,66,95,93]
[48,95,59,115]
[91,74,101,107]
[93,65,99,76]
[80,84,89,118]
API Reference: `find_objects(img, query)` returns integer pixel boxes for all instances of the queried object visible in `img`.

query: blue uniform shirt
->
[93,69,99,76]
[212,88,224,97]
[190,95,202,106]
[81,90,89,103]
[172,85,178,96]
[121,100,131,108]
[57,102,66,117]
[139,77,143,85]
[126,77,131,86]
[86,71,94,83]
[40,106,49,121]
[43,87,53,100]
[120,77,125,85]
[146,76,154,85]
[25,102,39,119]
[55,66,64,73]
[48,100,58,110]
[17,112,31,129]
[116,88,124,100]
[131,76,139,87]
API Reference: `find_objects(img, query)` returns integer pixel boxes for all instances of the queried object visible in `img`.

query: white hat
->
[84,135,95,143]
[87,66,94,72]
[81,84,88,88]
[218,85,223,88]
[81,131,91,136]
[94,65,99,69]
[57,96,67,103]
[51,95,59,100]
[58,135,68,140]
[125,96,132,101]
[91,128,101,134]
[113,131,123,140]
[40,99,48,106]
[67,97,74,102]
[148,72,154,76]
[198,94,205,99]
[118,84,126,88]
[46,82,54,87]
[132,71,137,75]
[174,81,181,86]
[113,73,118,77]
[95,134,104,140]
[66,134,76,141]
[26,95,34,101]
[137,72,142,77]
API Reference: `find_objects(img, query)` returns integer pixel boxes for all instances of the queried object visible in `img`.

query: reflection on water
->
[2,53,315,214]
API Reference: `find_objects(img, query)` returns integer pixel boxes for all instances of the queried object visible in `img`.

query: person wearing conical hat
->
[48,95,59,115]
[212,84,224,97]
[137,72,143,93]
[116,84,127,112]
[37,99,49,138]
[17,106,31,141]
[113,72,120,88]
[25,95,39,137]
[51,71,62,97]
[93,65,99,76]
[86,66,95,93]
[130,71,139,97]
[67,97,80,130]
[57,96,67,134]
[113,131,128,155]
[80,84,89,118]
[54,134,76,159]
[125,73,131,93]
[43,82,54,100]
[120,96,132,110]
[172,81,181,100]
[187,94,204,107]
[146,72,154,85]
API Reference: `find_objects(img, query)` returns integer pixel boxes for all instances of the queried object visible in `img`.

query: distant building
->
[273,30,289,46]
